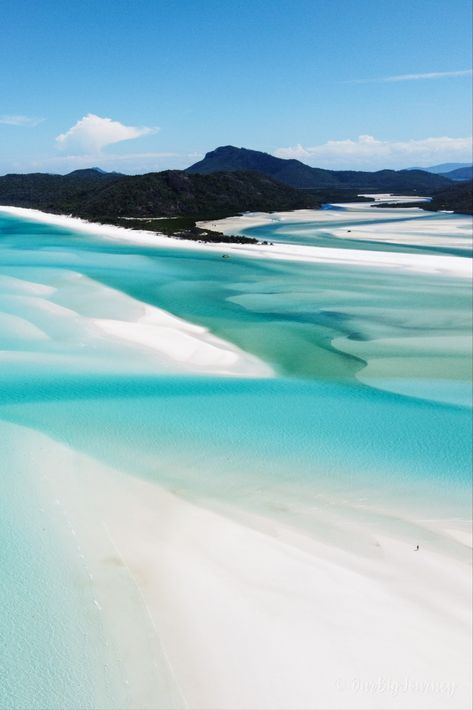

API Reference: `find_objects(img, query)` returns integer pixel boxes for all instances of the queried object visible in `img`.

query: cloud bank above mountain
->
[275,135,473,170]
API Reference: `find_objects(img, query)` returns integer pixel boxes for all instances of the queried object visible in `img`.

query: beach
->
[198,199,472,275]
[2,417,471,710]
[0,203,471,709]
[2,203,471,277]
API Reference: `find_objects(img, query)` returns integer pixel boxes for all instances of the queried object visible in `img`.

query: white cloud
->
[383,69,473,82]
[56,114,159,154]
[352,69,472,84]
[275,135,473,170]
[0,114,43,127]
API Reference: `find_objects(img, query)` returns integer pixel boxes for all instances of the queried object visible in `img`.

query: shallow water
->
[237,205,473,257]
[0,206,471,708]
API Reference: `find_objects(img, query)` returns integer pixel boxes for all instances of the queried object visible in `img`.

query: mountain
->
[89,166,122,175]
[440,166,473,181]
[0,169,321,220]
[187,145,337,188]
[66,167,124,178]
[187,146,452,192]
[409,162,473,174]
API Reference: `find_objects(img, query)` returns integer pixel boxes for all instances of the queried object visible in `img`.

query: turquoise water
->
[0,208,472,708]
[237,205,473,257]
[0,422,131,710]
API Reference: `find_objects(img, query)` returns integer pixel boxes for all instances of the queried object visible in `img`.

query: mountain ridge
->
[187,145,452,191]
[440,166,473,181]
[408,162,473,174]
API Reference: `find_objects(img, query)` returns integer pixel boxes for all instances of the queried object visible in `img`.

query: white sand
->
[0,205,211,252]
[208,240,471,276]
[93,302,273,377]
[5,420,471,710]
[358,194,432,204]
[198,207,471,276]
[2,204,471,278]
[0,267,272,378]
[328,206,472,249]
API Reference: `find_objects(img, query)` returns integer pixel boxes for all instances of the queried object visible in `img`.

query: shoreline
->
[3,419,471,710]
[197,200,472,277]
[1,204,471,278]
[0,205,212,252]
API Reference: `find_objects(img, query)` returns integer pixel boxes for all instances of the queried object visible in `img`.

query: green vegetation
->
[99,216,260,244]
[0,168,322,242]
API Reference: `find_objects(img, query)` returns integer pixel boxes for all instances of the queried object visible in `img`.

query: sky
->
[1,0,472,174]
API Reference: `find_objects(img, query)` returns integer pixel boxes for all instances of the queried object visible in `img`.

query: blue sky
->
[1,0,472,173]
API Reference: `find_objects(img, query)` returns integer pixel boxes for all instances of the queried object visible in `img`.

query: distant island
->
[0,146,471,243]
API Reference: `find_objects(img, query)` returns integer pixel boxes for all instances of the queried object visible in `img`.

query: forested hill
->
[0,168,322,219]
[423,180,473,215]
